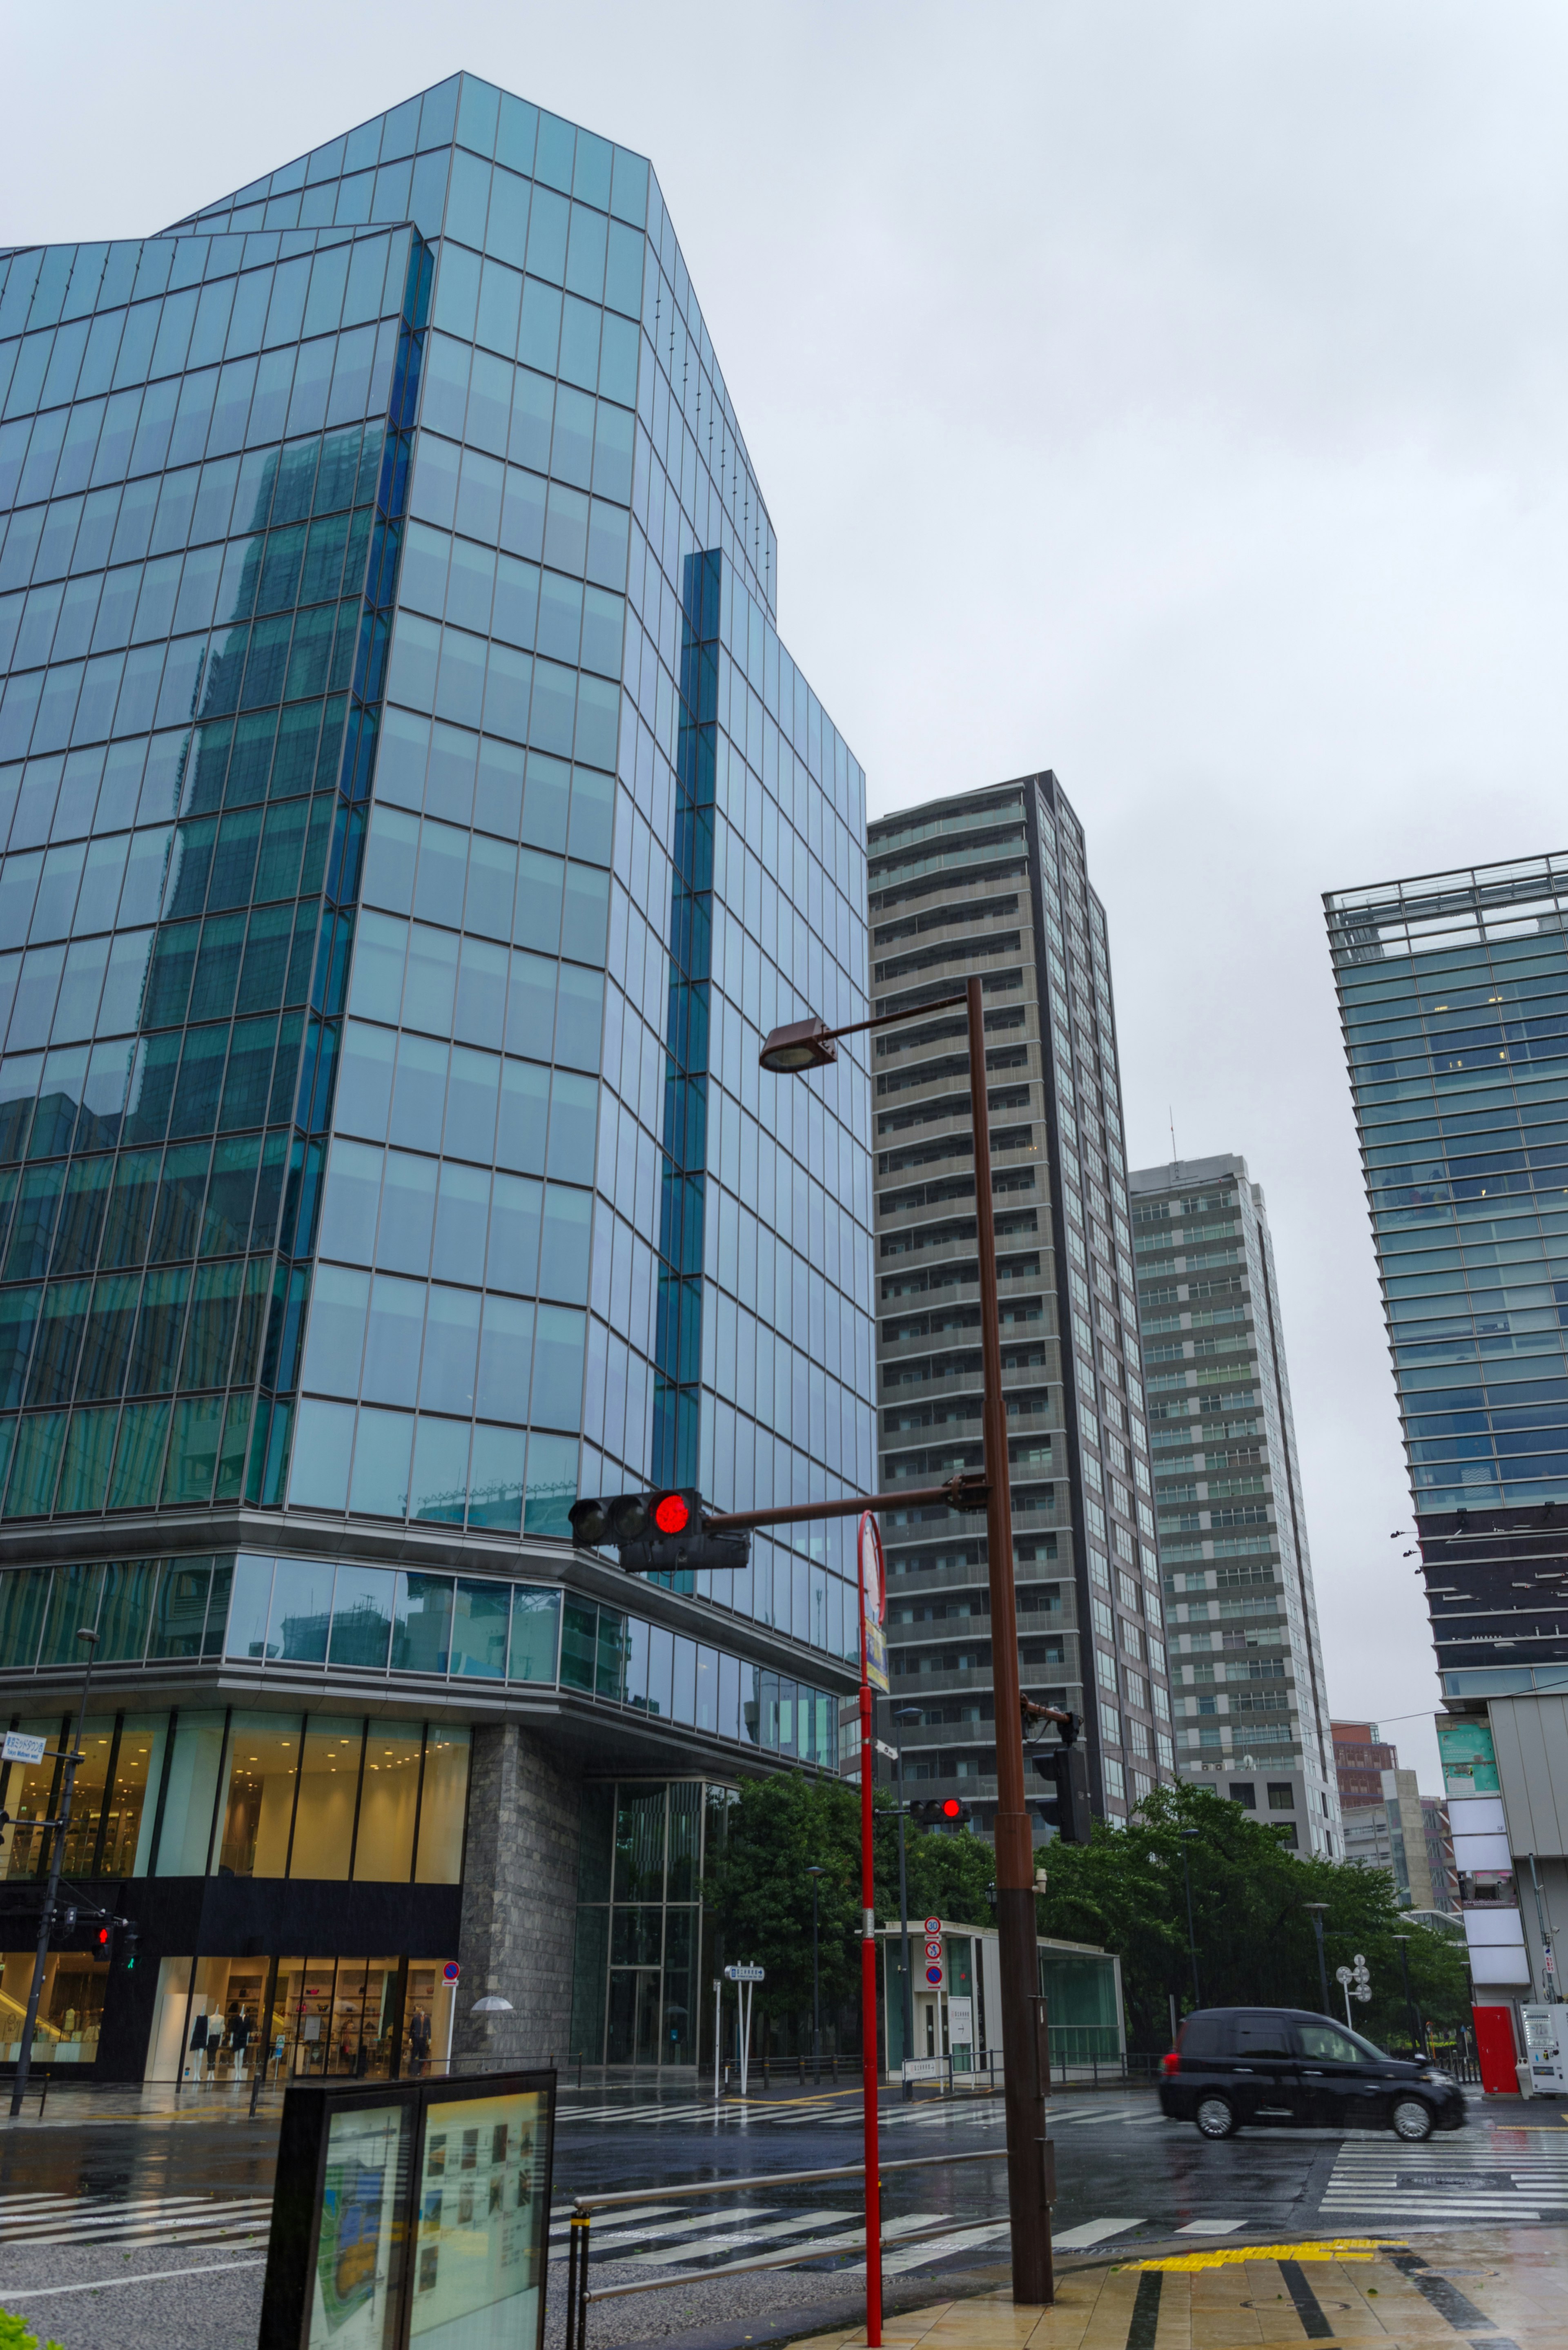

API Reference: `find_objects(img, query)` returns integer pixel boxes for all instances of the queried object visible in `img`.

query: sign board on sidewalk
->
[1,1732,45,1764]
[724,1965,765,1983]
[901,2057,944,2081]
[947,1996,974,2046]
[258,2066,553,2350]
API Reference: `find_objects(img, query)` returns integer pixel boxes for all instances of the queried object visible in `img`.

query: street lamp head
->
[1180,1827,1200,1842]
[759,1016,837,1075]
[805,1865,826,1877]
[893,1707,923,1725]
[1303,1902,1328,1913]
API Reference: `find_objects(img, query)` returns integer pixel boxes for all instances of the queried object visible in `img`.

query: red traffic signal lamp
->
[568,1489,750,1574]
[911,1796,973,1829]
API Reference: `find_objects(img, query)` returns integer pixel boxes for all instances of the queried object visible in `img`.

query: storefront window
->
[572,1781,723,2069]
[289,1717,363,1880]
[0,1951,107,2063]
[152,1709,227,1875]
[0,1715,65,1881]
[100,1712,169,1877]
[352,1720,423,1881]
[216,1710,302,1878]
[413,1727,470,1884]
[57,1714,116,1876]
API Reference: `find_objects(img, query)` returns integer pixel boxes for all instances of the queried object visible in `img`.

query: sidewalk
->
[787,2228,1565,2348]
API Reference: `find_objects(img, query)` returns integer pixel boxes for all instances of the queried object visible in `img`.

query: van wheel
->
[1196,2095,1237,2139]
[1392,2099,1433,2142]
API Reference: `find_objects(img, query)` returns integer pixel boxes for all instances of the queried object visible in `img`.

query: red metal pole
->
[859,1554,882,2345]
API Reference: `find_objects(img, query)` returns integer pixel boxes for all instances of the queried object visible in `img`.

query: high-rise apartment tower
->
[1127,1153,1340,1855]
[0,71,873,2083]
[867,775,1175,1830]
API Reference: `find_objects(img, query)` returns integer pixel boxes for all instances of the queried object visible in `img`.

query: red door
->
[1472,2004,1519,2095]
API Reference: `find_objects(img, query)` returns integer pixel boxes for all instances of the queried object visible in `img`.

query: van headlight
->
[1421,2068,1452,2085]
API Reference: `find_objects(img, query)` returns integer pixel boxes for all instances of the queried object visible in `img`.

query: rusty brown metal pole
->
[967,973,1052,2305]
[705,1475,987,1533]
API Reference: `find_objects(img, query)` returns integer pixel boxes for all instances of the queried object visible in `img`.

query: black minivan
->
[1159,2007,1467,2141]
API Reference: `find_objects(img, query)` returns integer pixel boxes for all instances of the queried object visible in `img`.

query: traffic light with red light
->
[911,1796,973,1830]
[568,1489,750,1574]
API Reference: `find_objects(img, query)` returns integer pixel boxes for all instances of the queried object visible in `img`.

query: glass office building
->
[0,73,872,2080]
[867,775,1176,1829]
[1326,856,1568,1688]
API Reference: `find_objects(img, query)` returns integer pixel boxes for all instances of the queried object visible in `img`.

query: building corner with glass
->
[1127,1152,1340,1855]
[866,773,1176,1835]
[1327,854,1568,2022]
[0,70,874,2083]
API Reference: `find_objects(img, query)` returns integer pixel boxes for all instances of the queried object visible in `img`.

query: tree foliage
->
[703,1772,1471,2054]
[1036,1780,1472,2051]
[702,1772,996,2028]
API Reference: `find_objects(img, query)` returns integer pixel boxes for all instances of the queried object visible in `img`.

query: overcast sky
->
[11,1,1565,1793]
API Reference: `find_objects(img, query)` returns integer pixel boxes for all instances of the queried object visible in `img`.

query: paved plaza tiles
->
[788,2230,1566,2350]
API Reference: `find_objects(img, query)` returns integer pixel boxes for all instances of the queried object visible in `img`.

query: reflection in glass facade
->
[0,72,869,2080]
[1327,855,1568,1698]
[0,69,871,1640]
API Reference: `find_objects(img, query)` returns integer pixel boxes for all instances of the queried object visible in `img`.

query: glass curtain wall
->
[570,1778,720,2067]
[0,219,428,1518]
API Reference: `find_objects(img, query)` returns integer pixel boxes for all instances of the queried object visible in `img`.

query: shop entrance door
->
[606,1970,662,2065]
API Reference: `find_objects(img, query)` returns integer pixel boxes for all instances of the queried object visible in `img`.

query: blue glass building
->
[1327,855,1568,1693]
[0,74,873,2080]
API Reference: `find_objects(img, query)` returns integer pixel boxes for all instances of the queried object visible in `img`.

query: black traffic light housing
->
[911,1796,972,1830]
[1033,1744,1092,1844]
[569,1489,750,1575]
[119,1919,139,1971]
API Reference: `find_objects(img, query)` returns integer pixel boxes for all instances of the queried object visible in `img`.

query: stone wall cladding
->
[454,1723,582,2066]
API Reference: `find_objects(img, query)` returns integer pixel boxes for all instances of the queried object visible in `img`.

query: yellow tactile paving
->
[784,2226,1568,2350]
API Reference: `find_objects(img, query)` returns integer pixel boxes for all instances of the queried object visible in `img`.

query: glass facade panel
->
[413,1723,468,1882]
[216,1707,301,1876]
[352,1717,421,1879]
[289,1715,361,1878]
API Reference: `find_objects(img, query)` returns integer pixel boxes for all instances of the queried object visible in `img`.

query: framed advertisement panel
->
[259,2068,554,2350]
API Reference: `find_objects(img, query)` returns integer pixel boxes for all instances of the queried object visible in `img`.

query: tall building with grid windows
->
[867,775,1175,1831]
[1127,1153,1340,1856]
[1328,854,1568,2007]
[0,73,873,2085]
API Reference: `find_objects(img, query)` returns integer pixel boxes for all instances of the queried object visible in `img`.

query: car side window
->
[1299,2022,1362,2063]
[1232,2017,1292,2058]
[1178,2018,1224,2060]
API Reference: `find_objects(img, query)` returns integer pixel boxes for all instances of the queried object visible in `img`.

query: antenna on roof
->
[1169,1107,1178,1170]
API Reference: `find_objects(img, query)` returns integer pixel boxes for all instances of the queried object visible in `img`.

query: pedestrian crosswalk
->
[1319,2135,1568,2227]
[546,2198,1009,2279]
[0,2189,273,2250]
[555,2091,1160,2134]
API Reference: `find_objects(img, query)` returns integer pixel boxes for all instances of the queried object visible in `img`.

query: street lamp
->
[1303,1902,1331,2018]
[9,1625,100,2117]
[1178,1828,1203,2010]
[806,1866,826,2084]
[892,1707,922,2094]
[761,977,1051,2311]
[1392,1934,1425,2058]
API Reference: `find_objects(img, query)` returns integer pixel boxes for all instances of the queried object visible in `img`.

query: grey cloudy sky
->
[11,0,1565,1790]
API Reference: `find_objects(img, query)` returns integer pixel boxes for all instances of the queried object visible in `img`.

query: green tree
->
[702,1772,1000,2036]
[1036,1781,1470,2052]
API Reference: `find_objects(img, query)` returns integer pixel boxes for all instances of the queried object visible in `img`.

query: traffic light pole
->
[856,1542,883,2346]
[745,979,1052,2309]
[9,1625,99,2118]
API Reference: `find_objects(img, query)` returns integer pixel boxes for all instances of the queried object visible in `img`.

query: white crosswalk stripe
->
[1318,2137,1568,2226]
[545,2198,1008,2279]
[0,2191,273,2249]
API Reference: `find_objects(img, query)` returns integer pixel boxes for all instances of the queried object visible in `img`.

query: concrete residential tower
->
[1127,1154,1340,1855]
[867,775,1176,1832]
[0,73,874,2082]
